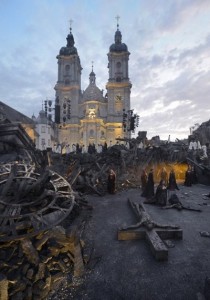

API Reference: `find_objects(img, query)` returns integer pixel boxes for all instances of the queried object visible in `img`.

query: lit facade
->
[54,22,132,152]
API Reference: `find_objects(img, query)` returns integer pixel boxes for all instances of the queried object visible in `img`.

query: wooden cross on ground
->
[118,199,183,261]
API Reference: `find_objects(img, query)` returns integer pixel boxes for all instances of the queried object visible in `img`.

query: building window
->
[41,126,45,133]
[48,127,50,134]
[48,139,51,146]
[65,65,70,75]
[116,62,121,68]
[65,79,70,85]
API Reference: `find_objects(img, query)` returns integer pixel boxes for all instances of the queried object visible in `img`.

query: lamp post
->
[122,108,140,133]
[44,99,54,122]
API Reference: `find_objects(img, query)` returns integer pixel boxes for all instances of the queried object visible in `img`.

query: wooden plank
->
[145,229,168,261]
[118,229,146,240]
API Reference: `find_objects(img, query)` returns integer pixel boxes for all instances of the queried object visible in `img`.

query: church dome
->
[109,28,128,52]
[59,46,78,56]
[83,84,104,102]
[59,29,78,56]
[83,69,104,102]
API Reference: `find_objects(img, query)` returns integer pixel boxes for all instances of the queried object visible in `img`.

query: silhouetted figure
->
[168,169,179,191]
[191,166,198,184]
[107,169,116,194]
[76,143,80,154]
[155,180,167,206]
[141,168,154,200]
[103,142,108,152]
[184,165,192,187]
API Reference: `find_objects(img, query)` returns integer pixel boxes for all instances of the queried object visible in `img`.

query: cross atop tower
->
[115,15,120,29]
[91,61,94,71]
[69,19,73,32]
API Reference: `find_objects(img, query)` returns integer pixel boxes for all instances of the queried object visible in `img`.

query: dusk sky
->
[0,0,210,141]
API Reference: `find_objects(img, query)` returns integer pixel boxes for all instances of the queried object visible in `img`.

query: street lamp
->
[122,108,140,133]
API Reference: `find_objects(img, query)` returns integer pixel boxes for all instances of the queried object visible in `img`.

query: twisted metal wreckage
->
[0,123,87,299]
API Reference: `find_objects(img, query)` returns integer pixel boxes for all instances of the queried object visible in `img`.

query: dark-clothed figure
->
[141,169,148,193]
[167,169,179,191]
[103,142,108,152]
[155,180,167,206]
[141,169,154,199]
[184,165,192,187]
[191,166,198,184]
[107,169,116,194]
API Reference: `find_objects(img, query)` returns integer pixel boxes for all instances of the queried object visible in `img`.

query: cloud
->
[0,0,210,141]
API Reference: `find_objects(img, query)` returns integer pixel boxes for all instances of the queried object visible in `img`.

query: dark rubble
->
[1,123,210,299]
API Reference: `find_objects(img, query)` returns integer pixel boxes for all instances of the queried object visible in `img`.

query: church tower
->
[54,22,82,145]
[106,17,132,141]
[54,19,132,151]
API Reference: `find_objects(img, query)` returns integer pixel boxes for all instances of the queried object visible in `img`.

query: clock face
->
[115,94,122,102]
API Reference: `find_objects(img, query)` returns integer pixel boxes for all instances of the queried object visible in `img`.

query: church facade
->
[54,22,132,152]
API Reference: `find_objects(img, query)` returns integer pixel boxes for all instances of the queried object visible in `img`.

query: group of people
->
[141,168,179,206]
[53,142,109,155]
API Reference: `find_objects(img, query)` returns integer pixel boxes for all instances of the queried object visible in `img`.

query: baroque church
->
[54,20,132,151]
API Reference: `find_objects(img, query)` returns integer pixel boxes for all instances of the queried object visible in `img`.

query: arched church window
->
[101,131,104,136]
[116,77,121,82]
[65,79,70,85]
[81,132,83,138]
[65,65,70,75]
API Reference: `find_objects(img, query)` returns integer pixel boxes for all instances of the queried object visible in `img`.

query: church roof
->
[109,25,128,52]
[59,27,78,56]
[0,101,34,124]
[35,110,49,124]
[83,83,105,102]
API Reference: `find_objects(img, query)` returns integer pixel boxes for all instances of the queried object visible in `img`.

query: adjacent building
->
[0,101,37,144]
[32,110,55,150]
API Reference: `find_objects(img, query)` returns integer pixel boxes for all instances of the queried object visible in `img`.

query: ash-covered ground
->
[48,183,210,300]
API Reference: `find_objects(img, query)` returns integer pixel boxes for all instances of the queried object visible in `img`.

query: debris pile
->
[50,140,190,195]
[0,162,91,299]
[0,225,85,300]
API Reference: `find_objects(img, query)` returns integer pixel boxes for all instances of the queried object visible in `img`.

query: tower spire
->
[115,15,120,30]
[69,19,73,33]
[89,61,96,84]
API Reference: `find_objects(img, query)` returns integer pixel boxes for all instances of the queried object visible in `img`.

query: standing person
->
[103,142,108,152]
[107,169,116,194]
[141,169,148,193]
[141,168,154,200]
[191,165,198,184]
[155,180,167,206]
[167,169,179,197]
[184,165,192,187]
